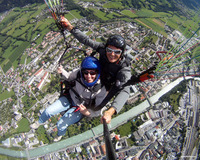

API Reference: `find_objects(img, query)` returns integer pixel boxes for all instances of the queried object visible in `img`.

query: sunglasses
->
[82,70,97,75]
[106,47,122,55]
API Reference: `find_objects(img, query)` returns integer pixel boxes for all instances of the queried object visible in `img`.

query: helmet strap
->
[115,57,122,64]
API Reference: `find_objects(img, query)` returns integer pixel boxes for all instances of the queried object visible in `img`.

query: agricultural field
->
[88,5,199,39]
[89,8,110,21]
[103,1,124,10]
[69,10,84,20]
[0,4,56,72]
[121,10,137,18]
[135,9,170,17]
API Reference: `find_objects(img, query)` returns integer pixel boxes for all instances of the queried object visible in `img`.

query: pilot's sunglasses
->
[106,47,122,55]
[82,70,97,75]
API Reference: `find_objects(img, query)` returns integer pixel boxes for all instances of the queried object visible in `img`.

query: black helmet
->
[106,35,126,53]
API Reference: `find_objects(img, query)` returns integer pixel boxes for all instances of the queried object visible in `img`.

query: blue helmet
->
[80,56,101,87]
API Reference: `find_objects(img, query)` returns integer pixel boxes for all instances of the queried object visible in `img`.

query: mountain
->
[0,0,200,14]
[0,0,42,13]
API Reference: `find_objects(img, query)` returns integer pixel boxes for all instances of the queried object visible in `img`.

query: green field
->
[103,1,124,9]
[0,4,58,72]
[84,5,199,39]
[16,118,30,133]
[193,46,200,62]
[69,10,84,19]
[89,8,110,21]
[136,9,170,17]
[0,154,26,160]
[22,95,37,112]
[121,10,137,18]
[0,83,3,92]
[0,90,15,101]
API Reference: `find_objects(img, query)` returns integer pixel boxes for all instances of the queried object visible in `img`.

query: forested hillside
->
[0,0,200,14]
[121,0,200,11]
[0,0,42,13]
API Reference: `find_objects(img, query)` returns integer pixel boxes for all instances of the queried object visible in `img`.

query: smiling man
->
[106,46,122,63]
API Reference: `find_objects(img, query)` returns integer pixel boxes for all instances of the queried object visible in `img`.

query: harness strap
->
[73,106,80,112]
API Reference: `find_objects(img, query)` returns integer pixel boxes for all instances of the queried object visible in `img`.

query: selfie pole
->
[103,119,117,160]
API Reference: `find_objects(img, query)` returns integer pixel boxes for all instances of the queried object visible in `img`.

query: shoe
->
[30,121,40,129]
[54,136,62,142]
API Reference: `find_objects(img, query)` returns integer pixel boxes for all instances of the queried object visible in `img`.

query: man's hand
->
[60,16,73,31]
[79,104,91,116]
[101,107,116,124]
[57,65,63,74]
